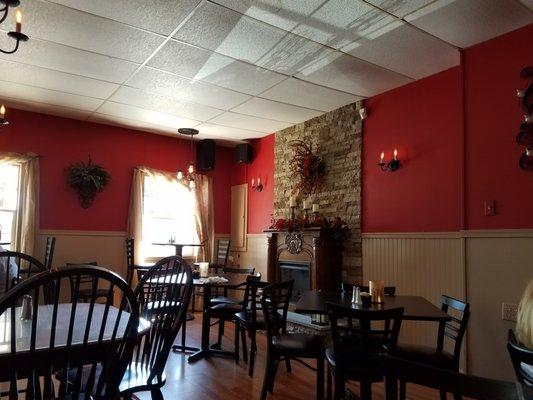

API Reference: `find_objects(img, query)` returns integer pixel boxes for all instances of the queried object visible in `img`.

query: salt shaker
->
[20,294,32,320]
[351,286,362,305]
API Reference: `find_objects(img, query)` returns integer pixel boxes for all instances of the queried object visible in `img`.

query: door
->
[230,184,247,251]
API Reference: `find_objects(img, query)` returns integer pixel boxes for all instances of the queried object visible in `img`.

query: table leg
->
[188,284,212,363]
[175,245,184,256]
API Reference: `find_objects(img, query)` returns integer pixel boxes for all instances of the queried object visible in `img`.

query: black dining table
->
[187,273,250,363]
[294,290,451,322]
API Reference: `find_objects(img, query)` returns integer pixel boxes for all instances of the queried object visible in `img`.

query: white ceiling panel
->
[194,122,263,141]
[520,0,533,11]
[127,67,251,110]
[296,52,413,96]
[209,112,292,133]
[46,0,201,36]
[232,98,322,123]
[0,80,103,111]
[174,1,286,63]
[3,98,92,121]
[88,113,177,136]
[259,78,361,111]
[291,0,396,50]
[405,0,533,48]
[0,37,138,83]
[256,31,334,75]
[214,0,327,32]
[341,21,459,79]
[23,0,165,64]
[98,101,201,130]
[148,40,286,95]
[366,0,437,18]
[110,86,223,121]
[0,59,118,99]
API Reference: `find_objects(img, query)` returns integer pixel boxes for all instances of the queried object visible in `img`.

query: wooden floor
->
[135,313,449,400]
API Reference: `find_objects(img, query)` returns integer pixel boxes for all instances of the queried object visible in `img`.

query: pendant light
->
[177,128,199,190]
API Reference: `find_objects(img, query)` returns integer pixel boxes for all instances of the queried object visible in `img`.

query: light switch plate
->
[502,302,518,322]
[484,200,495,216]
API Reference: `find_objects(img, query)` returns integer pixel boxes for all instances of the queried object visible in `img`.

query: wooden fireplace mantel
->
[263,228,344,292]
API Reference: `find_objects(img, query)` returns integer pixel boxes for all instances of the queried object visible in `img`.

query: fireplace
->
[279,261,311,302]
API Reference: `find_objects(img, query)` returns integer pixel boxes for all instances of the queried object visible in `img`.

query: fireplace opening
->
[279,261,311,302]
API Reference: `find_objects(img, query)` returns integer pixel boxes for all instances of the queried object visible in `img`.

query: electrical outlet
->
[502,302,518,322]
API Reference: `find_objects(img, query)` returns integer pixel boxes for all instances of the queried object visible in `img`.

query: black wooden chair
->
[394,294,470,400]
[125,238,151,288]
[260,280,325,400]
[210,267,256,306]
[0,251,48,296]
[66,262,115,303]
[508,329,533,386]
[341,282,397,296]
[235,278,280,377]
[327,304,404,400]
[204,274,261,361]
[43,236,56,269]
[1,265,139,399]
[380,356,531,400]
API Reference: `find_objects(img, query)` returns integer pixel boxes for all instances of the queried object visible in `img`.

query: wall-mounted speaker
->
[236,143,253,164]
[196,139,216,171]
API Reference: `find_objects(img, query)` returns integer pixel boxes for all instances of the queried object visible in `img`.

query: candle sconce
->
[378,149,400,172]
[251,177,263,192]
[0,104,8,127]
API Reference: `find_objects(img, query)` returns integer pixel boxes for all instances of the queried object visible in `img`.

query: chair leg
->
[440,390,447,400]
[316,355,324,400]
[261,353,275,400]
[234,322,240,363]
[285,358,292,372]
[241,328,248,363]
[268,359,279,393]
[327,363,332,400]
[248,330,257,377]
[360,381,372,400]
[399,380,406,400]
[215,319,225,349]
[452,394,462,400]
[333,374,345,400]
[150,388,164,400]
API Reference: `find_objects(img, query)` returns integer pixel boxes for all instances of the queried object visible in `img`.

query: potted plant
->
[66,157,110,209]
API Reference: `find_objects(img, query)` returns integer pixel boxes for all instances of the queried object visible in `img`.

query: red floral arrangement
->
[290,140,325,195]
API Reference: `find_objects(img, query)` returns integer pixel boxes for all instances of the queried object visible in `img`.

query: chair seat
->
[206,303,242,319]
[326,347,384,382]
[235,310,266,330]
[394,344,455,370]
[272,333,324,357]
[210,295,243,306]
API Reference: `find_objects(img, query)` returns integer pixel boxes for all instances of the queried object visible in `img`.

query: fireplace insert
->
[279,261,311,302]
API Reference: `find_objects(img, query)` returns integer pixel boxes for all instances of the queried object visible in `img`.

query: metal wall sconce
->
[0,0,29,55]
[378,149,400,172]
[0,104,9,127]
[251,177,263,192]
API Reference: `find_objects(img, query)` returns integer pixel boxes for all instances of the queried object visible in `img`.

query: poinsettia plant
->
[289,140,325,195]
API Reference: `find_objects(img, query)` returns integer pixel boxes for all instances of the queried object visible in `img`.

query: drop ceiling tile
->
[47,0,201,36]
[110,86,223,121]
[209,112,291,133]
[195,122,264,141]
[341,21,459,79]
[215,0,327,31]
[405,0,533,48]
[260,78,361,111]
[0,38,138,83]
[256,31,335,75]
[0,59,118,99]
[98,101,201,130]
[89,113,177,136]
[295,52,413,97]
[127,67,251,110]
[520,0,533,11]
[4,98,92,121]
[148,40,286,95]
[232,98,322,123]
[366,0,436,18]
[291,0,397,50]
[23,0,164,63]
[0,80,103,111]
[174,1,286,63]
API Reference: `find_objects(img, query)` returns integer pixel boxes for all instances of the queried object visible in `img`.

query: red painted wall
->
[232,134,275,234]
[363,24,533,232]
[0,108,233,233]
[362,67,463,232]
[464,24,533,230]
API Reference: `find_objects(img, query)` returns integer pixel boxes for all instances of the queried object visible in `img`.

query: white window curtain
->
[127,166,214,264]
[0,152,39,255]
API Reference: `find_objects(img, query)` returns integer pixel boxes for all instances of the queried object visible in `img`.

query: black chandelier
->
[177,128,199,190]
[0,0,28,55]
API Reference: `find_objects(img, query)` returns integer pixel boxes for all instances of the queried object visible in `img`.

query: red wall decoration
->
[0,109,234,233]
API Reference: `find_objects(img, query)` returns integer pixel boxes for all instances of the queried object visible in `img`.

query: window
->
[142,174,198,260]
[0,164,20,251]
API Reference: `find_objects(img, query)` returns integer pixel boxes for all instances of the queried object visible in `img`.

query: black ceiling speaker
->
[236,143,253,164]
[196,139,216,171]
